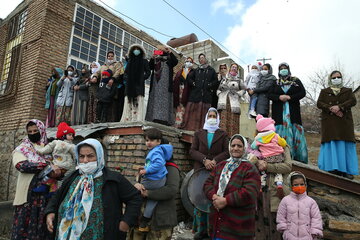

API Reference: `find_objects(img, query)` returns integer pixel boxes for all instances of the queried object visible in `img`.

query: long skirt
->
[127,227,173,240]
[11,177,51,240]
[87,85,98,123]
[181,102,211,131]
[192,208,209,236]
[56,105,71,126]
[121,96,145,122]
[318,140,359,175]
[71,91,87,125]
[275,102,308,163]
[174,84,186,128]
[46,96,56,128]
[219,98,240,136]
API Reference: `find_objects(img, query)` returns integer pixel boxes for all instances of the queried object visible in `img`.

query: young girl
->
[245,63,261,118]
[277,171,323,240]
[251,114,287,195]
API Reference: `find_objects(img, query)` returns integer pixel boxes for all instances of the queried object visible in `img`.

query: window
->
[70,58,89,72]
[98,39,122,65]
[74,6,100,44]
[70,36,97,63]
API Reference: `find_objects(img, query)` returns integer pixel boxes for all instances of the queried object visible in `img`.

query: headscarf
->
[203,107,220,133]
[328,70,343,95]
[217,134,248,197]
[14,119,51,163]
[277,62,295,85]
[58,138,105,240]
[50,68,63,96]
[91,61,100,75]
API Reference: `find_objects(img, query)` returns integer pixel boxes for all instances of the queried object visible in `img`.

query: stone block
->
[328,217,360,232]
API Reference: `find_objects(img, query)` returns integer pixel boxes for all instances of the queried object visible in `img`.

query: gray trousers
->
[141,177,167,218]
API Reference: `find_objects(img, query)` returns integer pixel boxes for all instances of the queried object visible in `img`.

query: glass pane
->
[78,6,85,14]
[83,32,90,40]
[90,44,97,51]
[82,41,89,49]
[75,16,83,24]
[80,53,87,60]
[73,36,81,44]
[72,42,80,51]
[71,49,79,57]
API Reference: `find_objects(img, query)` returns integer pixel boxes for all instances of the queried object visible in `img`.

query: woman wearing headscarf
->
[250,63,276,117]
[173,57,193,128]
[45,138,142,240]
[91,51,125,122]
[217,63,246,137]
[203,134,261,240]
[268,62,308,163]
[145,45,178,125]
[56,65,78,125]
[45,67,63,127]
[11,119,60,240]
[71,65,90,125]
[317,70,358,179]
[87,61,101,123]
[121,44,150,122]
[189,107,230,239]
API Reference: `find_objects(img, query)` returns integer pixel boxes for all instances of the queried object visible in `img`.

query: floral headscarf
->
[203,107,220,133]
[217,134,248,197]
[58,139,105,240]
[14,119,51,163]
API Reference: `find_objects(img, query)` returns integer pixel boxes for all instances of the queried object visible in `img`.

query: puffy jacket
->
[277,191,323,240]
[56,76,77,107]
[145,144,173,180]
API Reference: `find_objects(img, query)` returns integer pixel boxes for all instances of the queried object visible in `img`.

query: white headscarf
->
[203,107,220,133]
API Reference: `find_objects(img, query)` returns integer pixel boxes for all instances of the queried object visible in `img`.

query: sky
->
[1,0,360,89]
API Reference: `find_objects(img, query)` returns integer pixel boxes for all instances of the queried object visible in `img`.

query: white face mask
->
[331,77,342,86]
[260,70,268,76]
[207,118,217,126]
[185,62,193,68]
[107,59,115,64]
[68,71,73,76]
[91,67,99,74]
[77,161,98,175]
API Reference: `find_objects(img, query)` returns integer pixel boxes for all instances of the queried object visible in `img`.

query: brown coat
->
[190,129,230,170]
[317,87,356,143]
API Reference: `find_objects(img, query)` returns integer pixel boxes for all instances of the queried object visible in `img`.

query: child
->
[138,128,173,232]
[277,171,323,240]
[245,63,261,118]
[34,122,76,193]
[96,69,116,122]
[251,114,287,195]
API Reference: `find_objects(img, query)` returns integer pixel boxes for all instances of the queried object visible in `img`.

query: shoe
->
[194,232,210,240]
[138,216,150,232]
[342,173,354,180]
[138,225,150,232]
[249,110,257,118]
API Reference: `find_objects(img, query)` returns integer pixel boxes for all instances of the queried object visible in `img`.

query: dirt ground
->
[305,132,360,181]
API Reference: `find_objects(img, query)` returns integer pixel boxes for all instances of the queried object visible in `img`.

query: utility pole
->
[256,57,272,64]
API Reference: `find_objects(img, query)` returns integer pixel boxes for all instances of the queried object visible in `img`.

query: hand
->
[257,160,268,171]
[212,195,227,210]
[330,105,340,113]
[139,169,146,176]
[279,95,289,102]
[46,213,55,233]
[74,86,79,91]
[248,89,254,95]
[204,159,215,170]
[335,111,344,117]
[134,183,145,191]
[49,164,62,179]
[141,189,148,197]
[119,221,129,232]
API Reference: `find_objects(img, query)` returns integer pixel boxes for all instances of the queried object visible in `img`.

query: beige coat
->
[93,61,124,81]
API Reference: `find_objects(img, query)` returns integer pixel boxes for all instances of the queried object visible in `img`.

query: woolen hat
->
[56,122,75,139]
[256,114,275,132]
[101,69,113,77]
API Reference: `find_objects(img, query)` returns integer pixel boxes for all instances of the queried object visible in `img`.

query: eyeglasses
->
[331,76,342,79]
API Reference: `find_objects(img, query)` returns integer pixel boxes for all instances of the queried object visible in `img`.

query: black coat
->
[187,66,218,104]
[45,168,142,240]
[124,58,150,98]
[253,74,276,116]
[268,77,306,125]
[149,52,178,93]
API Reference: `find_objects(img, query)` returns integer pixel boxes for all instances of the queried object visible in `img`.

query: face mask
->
[279,69,289,76]
[77,161,98,175]
[331,77,342,85]
[292,186,306,194]
[91,67,99,74]
[250,69,258,73]
[107,59,114,64]
[133,49,141,56]
[67,71,73,76]
[261,70,268,76]
[28,132,41,143]
[185,62,193,68]
[207,118,217,126]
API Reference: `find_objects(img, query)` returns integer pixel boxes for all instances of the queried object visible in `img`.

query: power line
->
[98,0,175,39]
[161,0,248,65]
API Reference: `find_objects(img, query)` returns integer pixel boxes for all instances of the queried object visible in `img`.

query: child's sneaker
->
[138,216,151,232]
[249,109,257,118]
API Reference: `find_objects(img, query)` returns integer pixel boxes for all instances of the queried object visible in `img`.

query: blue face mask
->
[279,69,289,76]
[133,49,141,56]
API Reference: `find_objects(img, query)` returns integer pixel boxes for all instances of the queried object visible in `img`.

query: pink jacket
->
[252,131,286,158]
[277,192,323,240]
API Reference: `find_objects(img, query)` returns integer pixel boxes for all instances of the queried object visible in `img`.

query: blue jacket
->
[145,144,173,180]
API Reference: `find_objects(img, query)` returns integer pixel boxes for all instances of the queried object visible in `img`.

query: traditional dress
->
[45,68,63,128]
[173,66,191,128]
[87,62,100,123]
[71,69,90,125]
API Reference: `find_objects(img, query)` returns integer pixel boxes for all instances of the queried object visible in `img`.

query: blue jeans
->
[141,177,166,218]
[249,94,258,111]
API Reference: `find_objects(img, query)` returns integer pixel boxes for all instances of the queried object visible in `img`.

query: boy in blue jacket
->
[138,128,173,232]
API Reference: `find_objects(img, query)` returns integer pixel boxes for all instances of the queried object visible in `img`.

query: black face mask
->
[28,132,41,143]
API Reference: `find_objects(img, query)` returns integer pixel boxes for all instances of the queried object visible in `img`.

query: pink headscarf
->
[14,119,52,163]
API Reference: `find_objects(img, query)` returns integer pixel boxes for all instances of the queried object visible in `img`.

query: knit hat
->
[101,69,113,78]
[256,114,275,132]
[56,122,75,139]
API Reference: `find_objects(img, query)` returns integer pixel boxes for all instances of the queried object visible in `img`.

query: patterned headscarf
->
[203,107,220,133]
[217,134,248,197]
[277,62,296,86]
[58,139,105,240]
[14,119,51,163]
